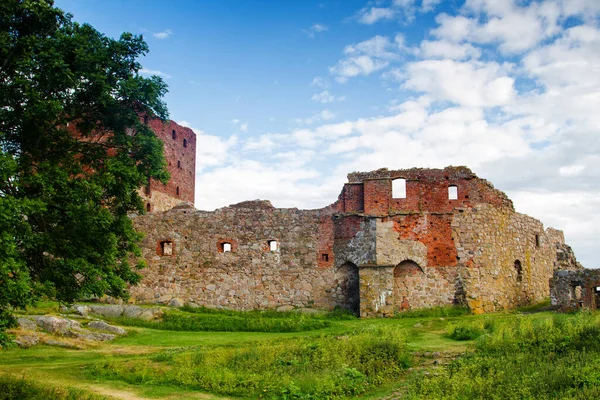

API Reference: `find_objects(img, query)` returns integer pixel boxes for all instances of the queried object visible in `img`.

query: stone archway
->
[333,262,360,315]
[393,260,425,312]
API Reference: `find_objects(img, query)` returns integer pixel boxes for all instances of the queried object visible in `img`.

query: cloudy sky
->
[57,0,599,268]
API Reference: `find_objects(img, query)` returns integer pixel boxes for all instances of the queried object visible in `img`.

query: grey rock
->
[122,305,142,319]
[88,321,126,335]
[186,302,201,309]
[35,316,78,334]
[89,305,124,318]
[14,334,40,348]
[168,298,185,308]
[17,317,38,331]
[68,330,115,341]
[276,305,294,312]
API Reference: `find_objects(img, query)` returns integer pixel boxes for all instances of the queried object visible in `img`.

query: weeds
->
[0,375,104,400]
[394,306,471,319]
[91,325,412,399]
[112,310,331,332]
[408,311,600,399]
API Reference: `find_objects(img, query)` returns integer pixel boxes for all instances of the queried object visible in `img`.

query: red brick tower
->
[140,118,196,212]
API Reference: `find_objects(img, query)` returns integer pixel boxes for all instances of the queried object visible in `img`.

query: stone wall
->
[130,166,578,317]
[452,204,563,313]
[130,201,361,312]
[551,269,600,310]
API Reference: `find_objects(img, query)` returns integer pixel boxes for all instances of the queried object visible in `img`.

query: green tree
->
[0,0,170,343]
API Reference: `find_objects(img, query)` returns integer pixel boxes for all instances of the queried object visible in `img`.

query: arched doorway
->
[334,262,360,315]
[393,260,424,312]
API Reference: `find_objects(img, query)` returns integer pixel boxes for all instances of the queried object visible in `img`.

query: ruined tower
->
[140,118,196,212]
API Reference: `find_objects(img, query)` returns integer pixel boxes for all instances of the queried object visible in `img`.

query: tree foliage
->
[0,0,170,342]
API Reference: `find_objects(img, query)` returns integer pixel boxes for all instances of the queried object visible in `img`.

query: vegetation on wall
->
[0,0,169,344]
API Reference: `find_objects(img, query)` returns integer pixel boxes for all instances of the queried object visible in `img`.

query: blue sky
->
[55,0,600,268]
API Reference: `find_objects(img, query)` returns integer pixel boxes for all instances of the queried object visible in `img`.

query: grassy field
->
[1,301,599,399]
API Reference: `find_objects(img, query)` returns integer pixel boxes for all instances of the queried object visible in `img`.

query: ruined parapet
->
[555,243,583,271]
[340,166,513,215]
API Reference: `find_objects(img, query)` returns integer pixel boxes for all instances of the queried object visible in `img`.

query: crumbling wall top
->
[347,166,476,183]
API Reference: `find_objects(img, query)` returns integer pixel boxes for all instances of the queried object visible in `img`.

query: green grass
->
[90,325,412,399]
[0,375,105,400]
[406,311,600,399]
[112,309,333,333]
[3,303,600,399]
[394,305,471,319]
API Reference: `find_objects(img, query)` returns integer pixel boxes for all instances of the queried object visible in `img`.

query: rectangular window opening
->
[392,178,406,199]
[448,185,458,200]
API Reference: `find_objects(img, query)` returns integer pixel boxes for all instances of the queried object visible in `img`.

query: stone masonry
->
[131,167,580,317]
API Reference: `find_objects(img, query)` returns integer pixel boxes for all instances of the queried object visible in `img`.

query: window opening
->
[322,253,329,262]
[183,138,187,148]
[514,260,523,282]
[448,185,458,200]
[268,240,278,252]
[535,234,540,247]
[392,178,406,199]
[222,242,232,252]
[177,160,181,169]
[146,203,151,212]
[159,240,173,256]
[176,186,180,196]
[172,130,176,139]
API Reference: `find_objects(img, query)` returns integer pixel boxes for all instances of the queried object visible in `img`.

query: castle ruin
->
[130,160,580,316]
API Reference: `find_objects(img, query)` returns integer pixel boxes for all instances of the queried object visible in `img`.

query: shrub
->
[90,326,412,398]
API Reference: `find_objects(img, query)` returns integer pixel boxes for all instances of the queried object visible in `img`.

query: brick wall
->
[140,118,196,212]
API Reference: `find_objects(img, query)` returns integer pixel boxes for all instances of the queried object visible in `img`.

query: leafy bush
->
[446,321,485,341]
[0,375,103,400]
[407,311,600,399]
[91,326,412,399]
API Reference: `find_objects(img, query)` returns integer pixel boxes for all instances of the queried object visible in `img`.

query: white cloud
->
[357,7,397,24]
[303,23,328,38]
[153,29,172,39]
[311,90,345,103]
[403,59,516,107]
[296,110,336,125]
[311,76,329,88]
[240,122,248,132]
[139,68,171,79]
[559,165,585,177]
[418,40,481,60]
[330,35,407,82]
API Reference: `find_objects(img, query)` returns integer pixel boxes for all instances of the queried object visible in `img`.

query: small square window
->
[322,253,329,262]
[448,185,458,200]
[223,243,232,252]
[268,240,278,252]
[158,240,173,256]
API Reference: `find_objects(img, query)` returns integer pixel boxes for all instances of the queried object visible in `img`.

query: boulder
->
[276,305,295,312]
[89,305,124,318]
[14,334,40,348]
[69,331,115,341]
[35,316,80,334]
[17,317,38,331]
[168,298,185,308]
[87,321,126,335]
